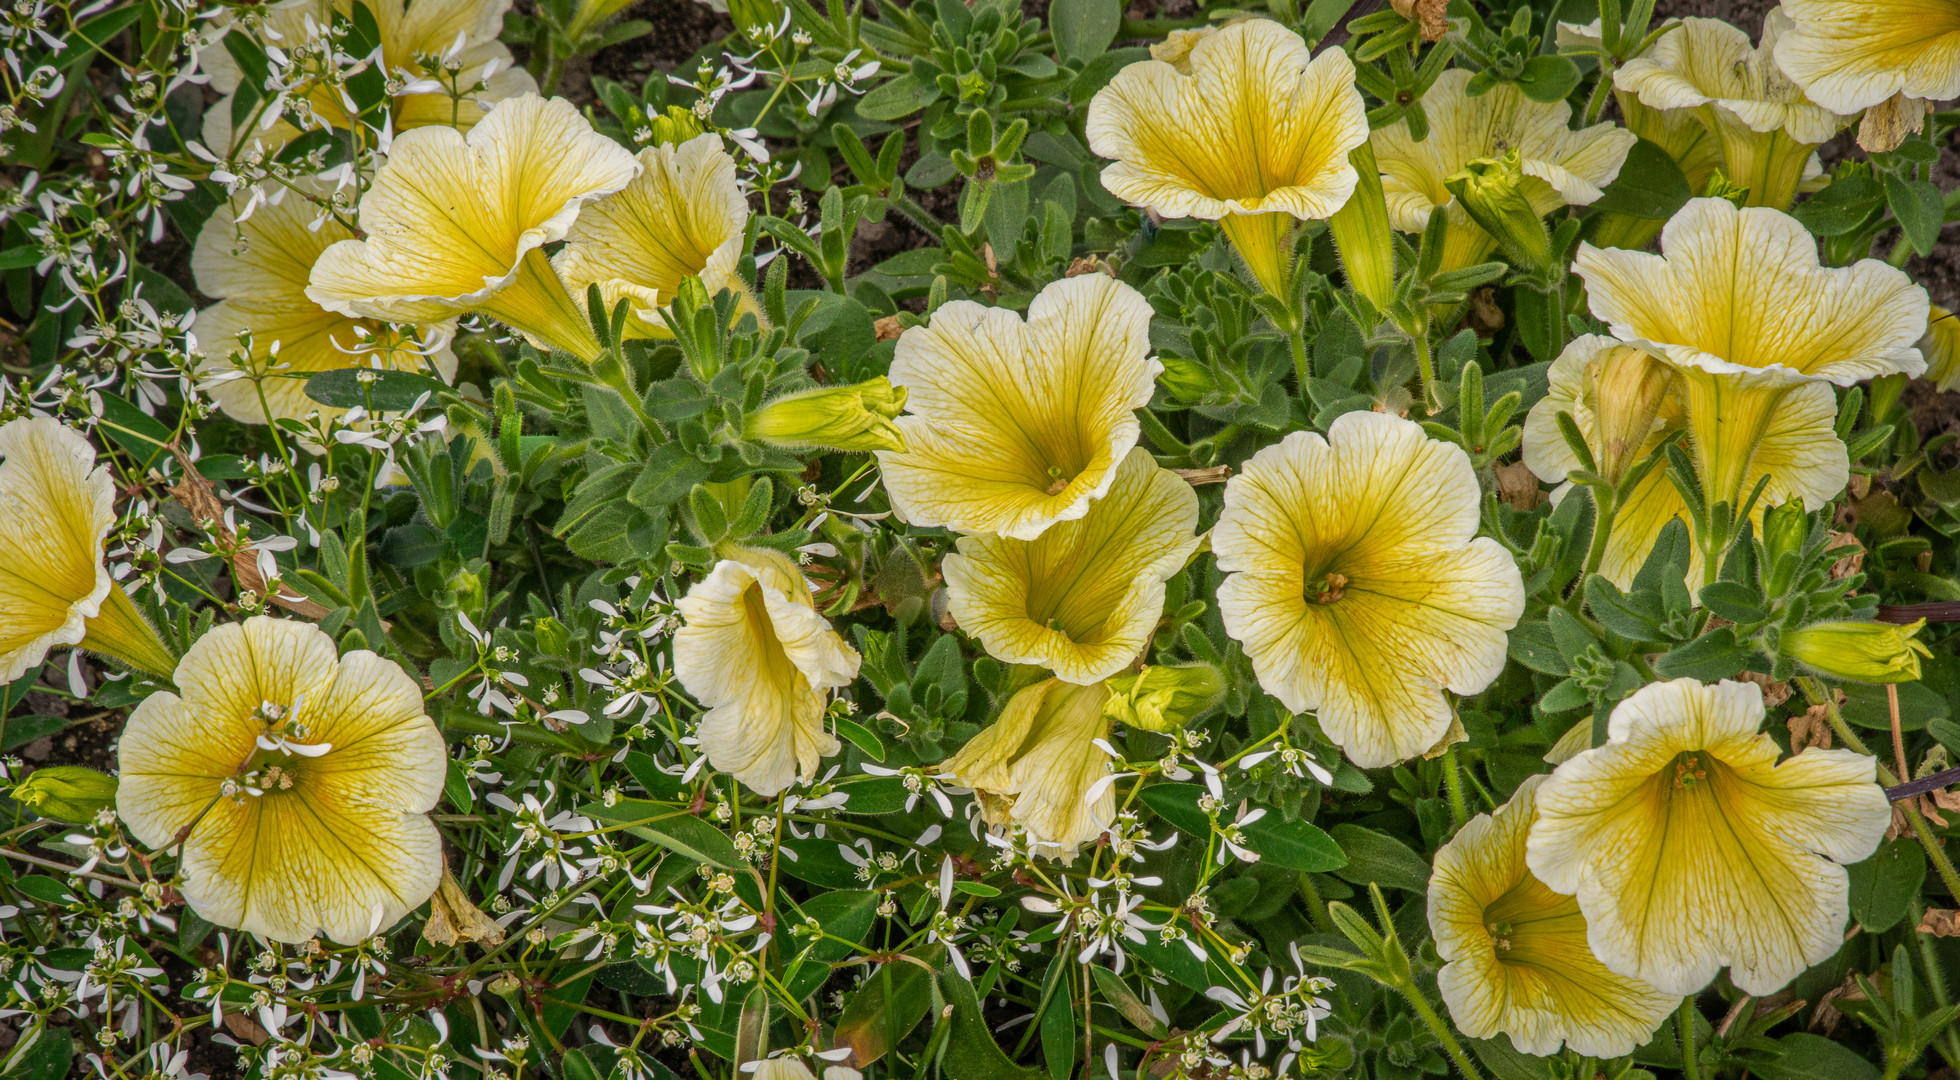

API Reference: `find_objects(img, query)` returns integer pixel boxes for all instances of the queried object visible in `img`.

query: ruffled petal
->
[0,418,115,681]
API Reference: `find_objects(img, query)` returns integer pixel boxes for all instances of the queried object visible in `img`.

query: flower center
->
[1486,919,1513,950]
[1309,572,1348,604]
[1045,464,1071,496]
[1672,754,1708,789]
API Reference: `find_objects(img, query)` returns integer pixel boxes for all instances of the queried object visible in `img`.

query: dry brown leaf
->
[424,871,506,947]
[1856,92,1932,153]
[1390,0,1448,40]
[1919,908,1960,937]
[873,315,904,342]
[1737,671,1793,708]
[223,1011,270,1045]
[167,447,333,620]
[1827,531,1865,581]
[1493,461,1543,512]
[1170,465,1233,487]
[1788,704,1834,754]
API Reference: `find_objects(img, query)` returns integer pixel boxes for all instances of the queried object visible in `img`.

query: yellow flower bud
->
[1782,619,1931,684]
[747,377,908,453]
[1444,150,1554,274]
[646,105,705,148]
[1583,345,1676,486]
[14,766,119,823]
[1102,663,1225,733]
[1158,355,1216,402]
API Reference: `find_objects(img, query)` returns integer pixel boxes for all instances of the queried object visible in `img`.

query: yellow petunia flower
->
[307,94,641,363]
[1213,411,1524,768]
[1613,12,1847,210]
[200,0,535,157]
[0,418,177,681]
[116,616,447,943]
[193,178,456,425]
[1526,678,1890,995]
[1373,68,1637,273]
[876,273,1159,541]
[1431,775,1676,1059]
[1923,305,1960,392]
[553,134,753,340]
[1774,0,1960,151]
[1575,198,1923,517]
[673,548,860,797]
[1084,18,1369,297]
[942,677,1114,859]
[1559,20,1724,199]
[942,448,1199,685]
[1521,334,1845,588]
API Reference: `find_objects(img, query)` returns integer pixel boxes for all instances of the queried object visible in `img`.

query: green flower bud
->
[13,766,119,823]
[1157,356,1216,402]
[1782,619,1931,684]
[1103,663,1225,732]
[747,377,908,453]
[645,105,704,148]
[1761,499,1809,584]
[1444,150,1553,275]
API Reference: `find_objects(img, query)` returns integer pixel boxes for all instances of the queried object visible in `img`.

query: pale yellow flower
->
[553,134,752,340]
[193,179,456,424]
[1213,411,1524,768]
[1527,678,1890,995]
[1774,0,1960,146]
[1521,334,1845,587]
[942,448,1199,685]
[673,548,859,797]
[1373,68,1636,272]
[1560,20,1724,196]
[200,0,535,157]
[1614,12,1847,209]
[0,418,176,681]
[876,273,1158,541]
[1431,776,1675,1058]
[1924,305,1960,392]
[116,616,446,943]
[942,677,1114,859]
[307,94,640,362]
[1575,198,1923,513]
[1085,19,1368,295]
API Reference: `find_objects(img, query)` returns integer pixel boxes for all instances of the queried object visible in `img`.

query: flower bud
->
[645,105,704,148]
[13,766,118,823]
[1444,150,1553,275]
[1157,356,1216,402]
[1761,499,1810,571]
[746,377,907,453]
[1103,663,1225,732]
[1782,619,1931,684]
[1584,344,1675,485]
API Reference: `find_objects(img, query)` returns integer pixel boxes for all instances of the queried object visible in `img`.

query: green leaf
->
[1884,174,1945,257]
[1751,1033,1881,1080]
[1,1023,71,1079]
[1589,138,1691,221]
[1038,957,1074,1080]
[856,73,940,121]
[1653,627,1748,681]
[1697,581,1766,624]
[1327,824,1430,892]
[782,890,879,1000]
[939,970,1044,1080]
[580,798,745,869]
[1846,839,1924,933]
[304,368,448,411]
[443,758,474,812]
[628,444,710,509]
[1843,680,1946,732]
[1792,175,1884,237]
[1088,966,1168,1039]
[1050,0,1119,62]
[1463,1036,1555,1080]
[1,715,65,753]
[1137,784,1345,871]
[1513,55,1581,102]
[835,948,941,1067]
[838,776,910,814]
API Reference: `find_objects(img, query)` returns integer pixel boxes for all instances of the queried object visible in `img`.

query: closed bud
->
[1585,345,1675,485]
[1782,619,1931,684]
[1761,500,1809,570]
[1444,150,1553,275]
[1158,356,1216,402]
[1102,663,1225,732]
[1701,169,1751,208]
[645,105,704,148]
[14,766,118,823]
[747,376,908,453]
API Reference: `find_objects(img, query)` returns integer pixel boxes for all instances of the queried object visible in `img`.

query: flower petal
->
[0,418,115,681]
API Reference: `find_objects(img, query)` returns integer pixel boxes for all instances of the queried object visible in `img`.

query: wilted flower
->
[673,548,859,797]
[746,377,907,454]
[1774,0,1959,151]
[876,273,1159,541]
[0,417,177,680]
[943,677,1114,859]
[116,617,447,943]
[1373,68,1635,273]
[554,134,753,339]
[12,765,118,822]
[1614,12,1846,210]
[1782,619,1932,683]
[942,448,1199,684]
[307,94,640,362]
[1085,19,1368,296]
[1430,776,1675,1057]
[1213,412,1524,768]
[193,178,457,424]
[1527,678,1890,995]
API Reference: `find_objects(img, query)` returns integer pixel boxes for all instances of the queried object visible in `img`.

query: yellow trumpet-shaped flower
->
[943,677,1114,859]
[1614,12,1847,209]
[200,0,536,157]
[1373,68,1637,273]
[1575,198,1923,515]
[1526,678,1890,995]
[1431,776,1675,1058]
[554,134,753,340]
[116,616,447,943]
[307,94,640,363]
[1774,0,1960,151]
[673,548,860,797]
[0,418,176,681]
[1213,412,1524,768]
[1559,20,1725,197]
[193,178,457,424]
[1923,305,1960,392]
[876,273,1159,541]
[1521,335,1845,588]
[1085,19,1369,296]
[942,448,1199,685]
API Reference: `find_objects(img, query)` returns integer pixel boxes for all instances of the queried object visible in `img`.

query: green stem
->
[1413,332,1440,414]
[1582,485,1618,578]
[1441,744,1469,830]
[1679,996,1702,1080]
[1290,323,1312,397]
[1296,873,1333,933]
[1398,982,1485,1080]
